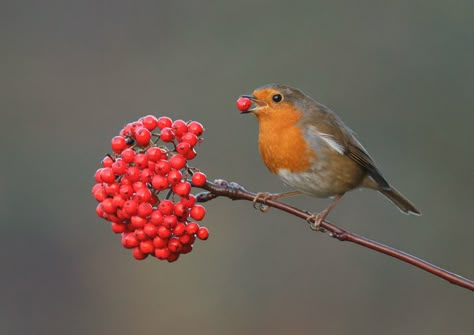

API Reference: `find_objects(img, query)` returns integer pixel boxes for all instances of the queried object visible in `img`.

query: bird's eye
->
[272,94,283,103]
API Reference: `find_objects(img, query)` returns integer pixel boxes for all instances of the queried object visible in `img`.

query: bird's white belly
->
[277,168,337,198]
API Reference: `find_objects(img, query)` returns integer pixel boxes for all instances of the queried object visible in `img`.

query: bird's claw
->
[252,192,274,212]
[307,213,326,232]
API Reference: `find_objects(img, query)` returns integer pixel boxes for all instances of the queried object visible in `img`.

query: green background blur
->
[2,1,473,334]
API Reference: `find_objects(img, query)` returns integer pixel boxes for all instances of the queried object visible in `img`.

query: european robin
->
[237,84,420,229]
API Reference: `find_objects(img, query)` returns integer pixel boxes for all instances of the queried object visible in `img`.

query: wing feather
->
[302,103,390,190]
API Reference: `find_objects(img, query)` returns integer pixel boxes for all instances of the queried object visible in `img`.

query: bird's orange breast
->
[256,106,315,174]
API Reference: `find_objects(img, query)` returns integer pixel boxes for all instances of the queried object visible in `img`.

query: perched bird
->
[237,84,420,229]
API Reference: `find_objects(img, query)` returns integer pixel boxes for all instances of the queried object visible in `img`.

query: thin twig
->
[195,179,474,291]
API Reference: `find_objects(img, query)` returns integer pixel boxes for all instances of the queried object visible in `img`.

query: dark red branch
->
[195,179,474,291]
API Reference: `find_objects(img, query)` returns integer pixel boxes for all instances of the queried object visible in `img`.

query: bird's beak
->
[239,95,264,114]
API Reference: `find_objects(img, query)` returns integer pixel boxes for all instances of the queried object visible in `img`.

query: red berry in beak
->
[236,96,252,112]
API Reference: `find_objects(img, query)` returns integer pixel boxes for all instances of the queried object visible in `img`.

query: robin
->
[237,84,421,229]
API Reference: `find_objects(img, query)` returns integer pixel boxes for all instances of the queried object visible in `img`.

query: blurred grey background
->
[2,1,473,334]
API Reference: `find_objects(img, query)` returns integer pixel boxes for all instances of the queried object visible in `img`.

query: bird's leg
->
[253,191,302,212]
[307,193,344,231]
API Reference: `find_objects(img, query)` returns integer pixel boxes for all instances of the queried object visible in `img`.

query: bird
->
[237,84,420,229]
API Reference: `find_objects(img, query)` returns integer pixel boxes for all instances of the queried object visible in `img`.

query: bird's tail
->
[379,187,421,216]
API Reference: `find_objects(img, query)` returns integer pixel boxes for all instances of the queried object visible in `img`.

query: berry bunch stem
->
[195,179,474,292]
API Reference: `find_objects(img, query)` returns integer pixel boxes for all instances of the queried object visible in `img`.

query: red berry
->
[181,245,193,254]
[137,202,153,218]
[158,226,172,239]
[135,127,151,146]
[236,96,252,112]
[132,247,148,260]
[184,149,197,160]
[134,153,148,169]
[94,168,104,183]
[126,166,140,182]
[173,202,189,218]
[180,133,198,147]
[92,183,102,194]
[111,222,127,233]
[102,155,114,167]
[150,210,164,225]
[167,169,182,184]
[122,233,139,249]
[112,194,125,208]
[157,116,172,130]
[119,184,134,199]
[96,203,106,218]
[116,209,127,220]
[101,198,117,214]
[93,186,107,202]
[121,148,136,163]
[140,115,158,131]
[154,248,170,260]
[129,121,143,135]
[185,234,196,246]
[180,194,196,208]
[163,215,178,229]
[158,200,174,215]
[190,205,206,221]
[120,176,132,184]
[169,154,187,170]
[135,229,148,241]
[155,160,172,175]
[179,234,192,245]
[187,121,204,136]
[139,240,155,254]
[146,147,162,162]
[123,200,139,216]
[112,159,127,175]
[132,181,145,192]
[172,119,188,136]
[160,127,175,142]
[104,182,120,196]
[147,160,156,171]
[135,187,152,203]
[173,181,191,197]
[173,222,186,237]
[197,227,209,240]
[111,136,127,153]
[191,172,207,186]
[168,238,183,253]
[153,236,168,249]
[120,123,134,137]
[140,168,153,184]
[176,142,191,155]
[131,215,147,229]
[100,167,116,184]
[167,253,180,263]
[151,174,169,191]
[144,223,158,237]
[186,222,199,235]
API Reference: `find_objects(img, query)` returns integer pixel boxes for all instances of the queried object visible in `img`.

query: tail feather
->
[380,187,421,216]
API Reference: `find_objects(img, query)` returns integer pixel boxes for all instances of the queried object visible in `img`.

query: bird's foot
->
[252,192,274,212]
[306,213,326,232]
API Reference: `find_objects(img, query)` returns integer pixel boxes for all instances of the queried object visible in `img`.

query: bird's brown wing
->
[305,103,391,190]
[345,139,390,189]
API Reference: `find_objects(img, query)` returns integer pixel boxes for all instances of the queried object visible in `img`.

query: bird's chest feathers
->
[258,119,314,173]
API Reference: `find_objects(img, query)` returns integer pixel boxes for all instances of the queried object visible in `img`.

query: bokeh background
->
[2,1,473,334]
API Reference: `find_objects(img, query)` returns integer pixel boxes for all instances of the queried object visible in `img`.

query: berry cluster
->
[92,115,209,262]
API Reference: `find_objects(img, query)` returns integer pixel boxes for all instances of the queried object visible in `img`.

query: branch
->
[195,179,474,292]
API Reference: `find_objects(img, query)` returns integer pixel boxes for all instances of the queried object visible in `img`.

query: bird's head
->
[239,84,310,124]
